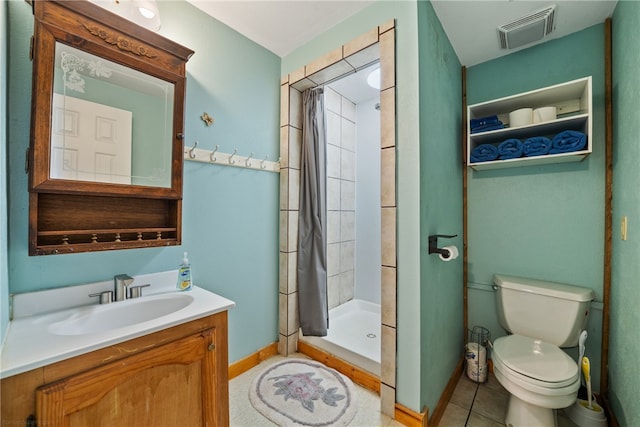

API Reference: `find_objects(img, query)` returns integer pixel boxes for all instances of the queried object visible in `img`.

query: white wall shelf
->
[467,77,592,171]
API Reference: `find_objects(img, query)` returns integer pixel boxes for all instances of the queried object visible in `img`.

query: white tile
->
[327,144,341,179]
[289,88,302,129]
[340,211,356,241]
[341,118,356,152]
[279,168,288,210]
[287,292,299,334]
[340,241,355,273]
[279,252,287,294]
[289,127,302,170]
[279,211,287,252]
[341,149,356,181]
[339,270,355,303]
[327,242,340,276]
[325,87,341,114]
[287,252,297,294]
[278,293,287,335]
[341,97,356,122]
[288,169,300,211]
[287,211,298,252]
[341,180,355,211]
[327,211,341,244]
[327,177,341,211]
[326,111,341,147]
[327,275,340,310]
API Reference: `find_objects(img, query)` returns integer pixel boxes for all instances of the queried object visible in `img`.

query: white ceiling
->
[185,0,617,66]
[186,0,374,58]
[431,0,618,67]
[184,0,617,104]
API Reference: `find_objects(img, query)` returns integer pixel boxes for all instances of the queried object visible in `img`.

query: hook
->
[229,148,238,164]
[261,154,269,169]
[209,144,219,162]
[245,152,254,167]
[189,141,198,159]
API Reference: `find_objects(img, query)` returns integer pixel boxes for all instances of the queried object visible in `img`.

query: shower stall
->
[299,65,382,376]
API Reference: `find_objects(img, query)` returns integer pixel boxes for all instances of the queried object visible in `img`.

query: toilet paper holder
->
[428,234,458,258]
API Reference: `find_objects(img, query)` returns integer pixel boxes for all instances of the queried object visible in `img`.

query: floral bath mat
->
[249,358,358,426]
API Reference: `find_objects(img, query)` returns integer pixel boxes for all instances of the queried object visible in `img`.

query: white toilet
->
[491,274,595,427]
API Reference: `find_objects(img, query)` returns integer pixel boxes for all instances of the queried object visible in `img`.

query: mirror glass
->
[51,42,175,188]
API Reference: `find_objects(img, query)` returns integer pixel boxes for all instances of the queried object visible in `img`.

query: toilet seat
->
[493,335,579,390]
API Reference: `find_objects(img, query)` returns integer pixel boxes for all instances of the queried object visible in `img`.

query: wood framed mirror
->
[28,0,193,255]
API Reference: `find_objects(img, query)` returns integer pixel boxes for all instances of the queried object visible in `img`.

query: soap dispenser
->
[176,252,193,291]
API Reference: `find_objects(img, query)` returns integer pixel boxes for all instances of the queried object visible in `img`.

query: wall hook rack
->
[428,234,458,256]
[184,143,280,173]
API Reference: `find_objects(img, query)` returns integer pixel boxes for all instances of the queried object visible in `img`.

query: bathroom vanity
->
[0,272,235,426]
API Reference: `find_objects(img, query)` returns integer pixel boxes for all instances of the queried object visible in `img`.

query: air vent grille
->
[498,5,556,50]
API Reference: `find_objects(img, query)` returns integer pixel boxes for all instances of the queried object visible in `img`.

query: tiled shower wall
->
[325,88,357,309]
[279,21,397,417]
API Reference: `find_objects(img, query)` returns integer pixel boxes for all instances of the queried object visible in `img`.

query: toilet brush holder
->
[566,399,607,427]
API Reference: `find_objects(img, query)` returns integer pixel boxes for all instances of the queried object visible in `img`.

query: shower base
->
[300,299,381,376]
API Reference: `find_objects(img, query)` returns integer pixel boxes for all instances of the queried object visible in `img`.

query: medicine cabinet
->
[28,0,193,255]
[467,77,592,170]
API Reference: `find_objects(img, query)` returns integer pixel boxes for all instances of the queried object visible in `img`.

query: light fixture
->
[366,68,381,90]
[134,0,161,30]
[138,7,155,19]
[88,0,162,32]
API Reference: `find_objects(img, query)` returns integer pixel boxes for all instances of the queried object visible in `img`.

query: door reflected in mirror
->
[51,42,174,188]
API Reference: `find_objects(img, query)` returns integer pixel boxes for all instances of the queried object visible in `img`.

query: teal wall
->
[1,0,9,344]
[5,0,281,363]
[611,2,640,425]
[417,0,463,413]
[466,25,607,392]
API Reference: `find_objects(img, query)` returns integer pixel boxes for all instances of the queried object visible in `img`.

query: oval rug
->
[249,358,358,426]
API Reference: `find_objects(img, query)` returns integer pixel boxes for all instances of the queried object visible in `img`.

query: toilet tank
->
[493,274,594,347]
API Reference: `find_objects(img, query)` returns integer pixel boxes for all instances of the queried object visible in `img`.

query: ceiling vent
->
[498,5,556,50]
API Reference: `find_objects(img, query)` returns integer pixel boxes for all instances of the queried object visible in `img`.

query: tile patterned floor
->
[441,372,510,426]
[441,372,579,427]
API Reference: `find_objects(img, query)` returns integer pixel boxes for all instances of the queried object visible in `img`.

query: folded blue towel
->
[470,144,499,163]
[549,130,587,154]
[498,138,523,160]
[470,123,505,134]
[523,137,552,157]
[471,116,504,134]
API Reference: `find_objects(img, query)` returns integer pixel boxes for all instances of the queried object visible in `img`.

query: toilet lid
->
[493,335,579,384]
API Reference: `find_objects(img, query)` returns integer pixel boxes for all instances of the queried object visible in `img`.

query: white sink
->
[48,293,194,336]
[1,271,235,379]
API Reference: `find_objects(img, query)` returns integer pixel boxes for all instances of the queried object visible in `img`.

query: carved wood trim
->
[82,23,158,58]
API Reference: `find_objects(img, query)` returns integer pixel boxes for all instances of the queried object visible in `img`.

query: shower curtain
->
[297,88,328,336]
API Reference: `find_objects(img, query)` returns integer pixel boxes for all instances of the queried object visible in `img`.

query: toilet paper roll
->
[439,245,459,261]
[465,342,488,382]
[465,342,487,365]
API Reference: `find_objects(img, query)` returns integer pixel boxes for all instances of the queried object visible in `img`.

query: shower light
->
[88,0,162,31]
[138,7,155,19]
[366,68,381,90]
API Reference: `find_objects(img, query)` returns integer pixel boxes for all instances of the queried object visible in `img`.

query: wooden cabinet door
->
[36,328,221,427]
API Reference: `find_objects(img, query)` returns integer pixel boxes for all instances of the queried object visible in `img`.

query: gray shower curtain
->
[297,88,328,336]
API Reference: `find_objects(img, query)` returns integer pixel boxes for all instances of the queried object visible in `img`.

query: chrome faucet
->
[114,274,134,301]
